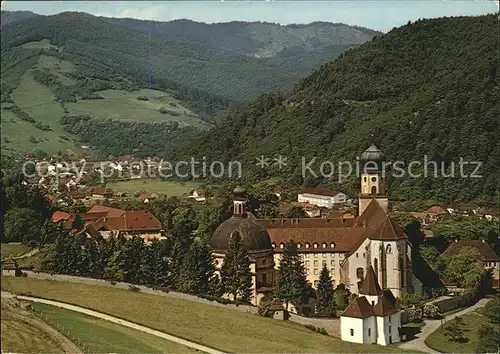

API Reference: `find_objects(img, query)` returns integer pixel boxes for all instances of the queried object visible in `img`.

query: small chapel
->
[340,265,402,346]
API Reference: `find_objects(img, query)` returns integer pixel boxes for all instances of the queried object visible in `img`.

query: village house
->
[447,203,480,216]
[189,188,207,202]
[476,207,500,221]
[426,205,449,222]
[297,187,347,208]
[91,187,114,199]
[442,239,500,287]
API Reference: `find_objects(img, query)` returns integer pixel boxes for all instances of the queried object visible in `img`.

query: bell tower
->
[359,144,388,215]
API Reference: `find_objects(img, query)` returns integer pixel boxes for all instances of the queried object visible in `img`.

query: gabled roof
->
[368,216,406,241]
[373,293,399,317]
[360,265,383,296]
[341,296,375,318]
[52,211,74,223]
[87,205,125,218]
[442,240,499,262]
[476,207,500,217]
[90,210,162,232]
[427,205,448,215]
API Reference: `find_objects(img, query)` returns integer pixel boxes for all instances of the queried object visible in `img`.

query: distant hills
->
[1,10,379,158]
[174,15,499,204]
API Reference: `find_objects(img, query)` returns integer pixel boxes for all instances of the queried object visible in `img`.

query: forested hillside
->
[107,17,380,57]
[174,15,499,205]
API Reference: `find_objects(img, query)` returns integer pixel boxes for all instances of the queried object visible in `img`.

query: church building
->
[210,145,422,306]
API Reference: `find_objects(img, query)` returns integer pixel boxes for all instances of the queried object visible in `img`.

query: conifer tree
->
[275,240,310,311]
[220,231,253,302]
[315,263,336,317]
[178,241,216,294]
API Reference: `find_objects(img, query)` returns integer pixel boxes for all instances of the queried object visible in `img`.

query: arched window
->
[305,243,310,248]
[386,245,392,254]
[262,259,267,266]
[313,243,319,248]
[356,267,364,280]
[297,243,302,248]
[363,177,367,182]
[399,257,404,286]
[280,243,284,249]
[322,243,327,248]
[371,186,377,195]
[374,258,379,280]
[330,243,336,248]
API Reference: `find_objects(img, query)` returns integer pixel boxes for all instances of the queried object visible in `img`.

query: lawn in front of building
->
[31,303,196,353]
[2,277,415,353]
[106,179,199,197]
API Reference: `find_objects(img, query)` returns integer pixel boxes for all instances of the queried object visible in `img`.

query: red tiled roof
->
[373,293,398,317]
[79,212,108,221]
[442,240,499,262]
[476,207,500,217]
[87,205,125,218]
[91,210,162,232]
[341,296,375,318]
[52,211,74,223]
[298,187,342,197]
[257,218,356,229]
[427,205,448,215]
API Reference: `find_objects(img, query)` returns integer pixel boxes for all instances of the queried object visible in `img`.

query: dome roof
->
[233,185,246,196]
[360,144,386,162]
[211,216,272,252]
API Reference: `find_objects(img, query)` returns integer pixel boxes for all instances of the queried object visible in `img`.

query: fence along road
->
[13,294,227,354]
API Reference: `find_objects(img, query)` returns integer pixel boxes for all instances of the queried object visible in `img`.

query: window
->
[314,280,319,287]
[330,268,335,275]
[314,269,318,275]
[280,243,284,249]
[372,301,375,306]
[386,244,392,254]
[389,326,391,334]
[350,329,354,336]
[331,260,335,266]
[368,328,371,337]
[331,243,335,248]
[272,243,276,248]
[313,243,319,248]
[306,269,310,275]
[389,315,391,323]
[314,254,318,258]
[322,260,326,266]
[262,259,267,266]
[363,177,367,182]
[339,254,344,259]
[363,253,365,258]
[314,260,318,266]
[305,243,310,248]
[297,243,302,248]
[305,253,309,258]
[322,243,327,248]
[371,176,377,182]
[305,261,310,267]
[356,253,359,258]
[322,253,327,258]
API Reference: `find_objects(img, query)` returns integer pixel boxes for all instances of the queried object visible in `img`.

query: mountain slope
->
[0,10,39,25]
[106,18,381,58]
[175,15,499,204]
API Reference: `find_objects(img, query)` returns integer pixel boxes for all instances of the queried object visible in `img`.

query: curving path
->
[399,297,490,354]
[3,292,226,354]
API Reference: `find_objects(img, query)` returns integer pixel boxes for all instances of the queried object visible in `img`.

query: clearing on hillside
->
[65,88,210,128]
[20,39,62,51]
[2,277,412,353]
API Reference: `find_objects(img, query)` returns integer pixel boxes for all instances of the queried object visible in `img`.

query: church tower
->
[359,144,388,215]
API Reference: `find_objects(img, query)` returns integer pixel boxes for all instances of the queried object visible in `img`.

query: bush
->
[137,96,149,101]
[405,306,424,323]
[257,299,273,317]
[423,303,441,319]
[304,324,329,335]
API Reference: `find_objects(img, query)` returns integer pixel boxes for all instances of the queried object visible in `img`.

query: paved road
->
[399,297,490,353]
[9,293,226,354]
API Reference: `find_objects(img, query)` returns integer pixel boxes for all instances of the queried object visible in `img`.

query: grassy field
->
[1,277,411,353]
[4,70,82,155]
[425,312,487,353]
[107,179,200,197]
[65,88,210,128]
[1,243,31,258]
[35,54,77,85]
[32,303,196,353]
[1,301,63,353]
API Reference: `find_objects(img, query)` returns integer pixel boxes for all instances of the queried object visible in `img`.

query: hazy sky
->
[1,1,497,32]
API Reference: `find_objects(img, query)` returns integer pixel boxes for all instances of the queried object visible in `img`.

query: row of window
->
[304,260,339,267]
[307,268,336,276]
[274,242,336,249]
[350,324,392,337]
[303,253,344,259]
